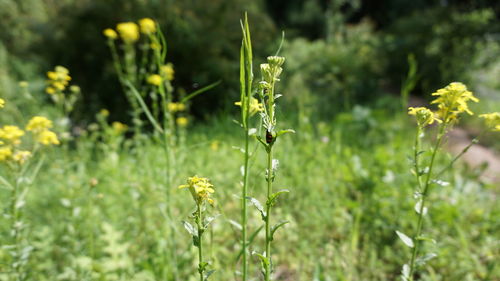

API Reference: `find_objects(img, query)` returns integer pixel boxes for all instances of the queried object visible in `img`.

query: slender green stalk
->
[196,203,204,281]
[239,14,253,280]
[264,146,273,281]
[408,125,445,280]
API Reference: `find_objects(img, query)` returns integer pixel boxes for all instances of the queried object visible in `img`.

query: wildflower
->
[112,122,128,134]
[0,146,12,161]
[235,97,264,116]
[116,22,140,43]
[160,63,174,81]
[35,130,59,146]
[103,28,118,40]
[210,140,219,151]
[70,85,81,93]
[12,150,31,164]
[26,116,53,132]
[167,102,185,113]
[431,82,479,123]
[176,117,188,127]
[178,176,215,205]
[479,112,500,132]
[408,107,441,127]
[46,87,55,94]
[147,74,162,86]
[0,125,25,145]
[100,109,110,117]
[138,18,156,34]
[0,98,4,108]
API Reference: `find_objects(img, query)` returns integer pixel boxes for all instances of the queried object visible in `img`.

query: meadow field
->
[0,1,499,281]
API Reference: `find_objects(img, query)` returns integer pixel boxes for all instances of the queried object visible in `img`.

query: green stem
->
[197,204,204,281]
[241,125,250,280]
[264,145,273,281]
[408,126,445,280]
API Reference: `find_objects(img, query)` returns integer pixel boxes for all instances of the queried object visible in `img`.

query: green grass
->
[2,105,497,280]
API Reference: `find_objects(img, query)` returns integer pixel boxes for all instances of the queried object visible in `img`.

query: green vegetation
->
[1,1,499,280]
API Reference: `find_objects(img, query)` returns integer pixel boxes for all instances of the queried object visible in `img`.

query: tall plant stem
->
[196,204,204,281]
[264,145,273,281]
[241,126,250,280]
[408,126,445,280]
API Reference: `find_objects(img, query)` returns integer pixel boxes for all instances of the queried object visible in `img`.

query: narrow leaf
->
[396,231,414,248]
[270,220,289,241]
[181,80,221,103]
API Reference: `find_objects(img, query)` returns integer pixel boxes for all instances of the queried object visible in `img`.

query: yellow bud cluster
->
[167,102,186,113]
[147,74,162,86]
[160,63,175,81]
[116,22,140,43]
[26,116,59,146]
[178,176,215,205]
[407,107,441,127]
[46,66,72,95]
[479,112,500,132]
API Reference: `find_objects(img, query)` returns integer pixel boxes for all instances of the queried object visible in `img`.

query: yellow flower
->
[235,97,264,116]
[112,122,128,134]
[138,18,156,34]
[26,116,53,132]
[103,28,118,40]
[46,87,55,94]
[0,125,25,145]
[0,146,12,161]
[116,22,140,43]
[479,112,500,132]
[12,150,31,164]
[176,117,188,127]
[0,98,4,108]
[431,82,479,123]
[160,63,174,81]
[47,71,58,80]
[167,102,186,113]
[408,107,441,127]
[99,109,110,117]
[147,74,162,86]
[178,176,215,205]
[35,130,59,146]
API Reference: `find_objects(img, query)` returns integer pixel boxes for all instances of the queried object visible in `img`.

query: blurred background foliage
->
[0,0,499,123]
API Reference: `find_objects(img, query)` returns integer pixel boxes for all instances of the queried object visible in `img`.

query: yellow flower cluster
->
[176,117,188,127]
[46,66,72,94]
[112,122,128,134]
[139,18,156,34]
[431,82,479,123]
[103,28,118,40]
[0,98,4,108]
[0,125,25,145]
[178,176,215,205]
[26,116,60,146]
[160,63,175,81]
[0,125,28,163]
[408,107,441,127]
[167,102,186,113]
[116,22,140,43]
[479,112,500,132]
[147,74,162,86]
[105,18,156,43]
[235,97,264,116]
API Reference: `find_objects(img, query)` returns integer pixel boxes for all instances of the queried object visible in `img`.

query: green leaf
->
[266,189,290,207]
[276,129,295,138]
[205,270,216,280]
[396,231,414,248]
[204,214,220,229]
[271,220,289,241]
[182,221,197,237]
[416,253,437,266]
[252,251,270,269]
[0,175,13,190]
[181,80,221,103]
[416,236,436,244]
[247,197,266,220]
[401,264,410,281]
[235,225,263,261]
[125,80,164,133]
